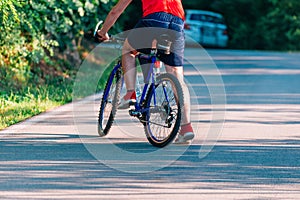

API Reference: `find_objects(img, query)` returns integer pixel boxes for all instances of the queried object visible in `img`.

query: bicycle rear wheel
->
[98,68,122,137]
[144,73,184,147]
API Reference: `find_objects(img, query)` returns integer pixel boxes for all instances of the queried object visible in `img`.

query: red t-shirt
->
[142,0,185,20]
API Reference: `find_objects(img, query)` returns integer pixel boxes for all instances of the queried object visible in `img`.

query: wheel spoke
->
[144,73,183,147]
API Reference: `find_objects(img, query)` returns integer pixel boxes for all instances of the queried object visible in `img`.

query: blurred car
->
[184,9,229,48]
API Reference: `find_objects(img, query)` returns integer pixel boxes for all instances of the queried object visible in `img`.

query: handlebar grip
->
[94,34,104,43]
[94,33,113,43]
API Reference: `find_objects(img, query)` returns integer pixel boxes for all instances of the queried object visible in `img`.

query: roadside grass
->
[0,85,72,130]
[0,44,119,131]
[0,99,60,130]
[0,59,108,130]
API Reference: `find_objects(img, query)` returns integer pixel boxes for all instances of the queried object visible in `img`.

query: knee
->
[122,39,137,56]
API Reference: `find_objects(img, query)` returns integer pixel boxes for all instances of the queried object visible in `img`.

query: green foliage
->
[0,0,121,129]
[259,0,300,50]
[2,0,300,129]
[183,0,300,50]
[0,0,120,91]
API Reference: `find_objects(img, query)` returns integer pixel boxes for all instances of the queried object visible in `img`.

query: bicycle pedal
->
[129,109,141,117]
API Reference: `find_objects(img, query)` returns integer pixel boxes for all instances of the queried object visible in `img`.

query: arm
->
[97,0,132,40]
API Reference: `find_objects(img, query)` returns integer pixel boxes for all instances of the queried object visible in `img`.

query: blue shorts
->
[127,12,185,66]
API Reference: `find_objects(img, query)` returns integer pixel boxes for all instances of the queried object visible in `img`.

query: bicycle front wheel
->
[144,73,184,147]
[98,68,122,137]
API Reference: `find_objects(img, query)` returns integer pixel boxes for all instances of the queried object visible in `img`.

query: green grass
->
[0,98,60,130]
[0,85,73,130]
[0,42,117,131]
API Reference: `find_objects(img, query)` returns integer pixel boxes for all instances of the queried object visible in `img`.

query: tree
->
[259,0,300,50]
[0,0,122,91]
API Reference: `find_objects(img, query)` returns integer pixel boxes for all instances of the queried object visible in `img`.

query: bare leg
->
[122,39,137,91]
[165,65,191,126]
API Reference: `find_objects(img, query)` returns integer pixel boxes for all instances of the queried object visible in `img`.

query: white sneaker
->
[174,132,195,144]
[118,98,136,109]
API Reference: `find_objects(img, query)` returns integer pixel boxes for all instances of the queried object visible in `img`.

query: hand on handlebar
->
[95,29,110,43]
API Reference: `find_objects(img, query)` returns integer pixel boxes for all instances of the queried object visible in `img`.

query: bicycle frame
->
[96,21,183,147]
[135,54,157,112]
[95,20,171,117]
[103,52,167,118]
[102,61,122,101]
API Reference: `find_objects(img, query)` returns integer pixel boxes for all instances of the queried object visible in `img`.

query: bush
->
[183,0,300,51]
[0,0,124,129]
[0,0,123,92]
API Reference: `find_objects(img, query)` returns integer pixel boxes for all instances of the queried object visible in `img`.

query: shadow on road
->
[1,133,300,191]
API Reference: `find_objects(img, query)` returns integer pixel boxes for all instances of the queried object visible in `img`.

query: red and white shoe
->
[118,98,136,109]
[174,132,195,144]
[118,91,136,109]
[174,123,195,144]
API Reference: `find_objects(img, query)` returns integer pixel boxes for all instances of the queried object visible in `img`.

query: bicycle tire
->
[98,68,122,137]
[144,73,184,147]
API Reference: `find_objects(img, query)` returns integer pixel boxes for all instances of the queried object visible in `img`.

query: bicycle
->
[94,21,184,148]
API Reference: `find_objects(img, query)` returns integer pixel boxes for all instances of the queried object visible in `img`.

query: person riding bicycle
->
[96,0,194,144]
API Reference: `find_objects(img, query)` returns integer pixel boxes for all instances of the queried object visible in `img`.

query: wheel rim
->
[99,72,121,134]
[146,79,179,143]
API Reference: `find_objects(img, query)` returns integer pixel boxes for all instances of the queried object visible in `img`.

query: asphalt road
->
[1,48,300,199]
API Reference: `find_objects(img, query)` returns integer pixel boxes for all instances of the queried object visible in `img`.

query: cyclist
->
[96,0,194,144]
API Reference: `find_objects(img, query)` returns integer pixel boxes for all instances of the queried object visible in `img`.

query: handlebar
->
[93,20,125,43]
[93,20,103,38]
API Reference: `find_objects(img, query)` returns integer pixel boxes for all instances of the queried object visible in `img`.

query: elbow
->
[109,0,132,17]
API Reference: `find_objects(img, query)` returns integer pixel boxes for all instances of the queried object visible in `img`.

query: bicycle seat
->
[157,34,172,55]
